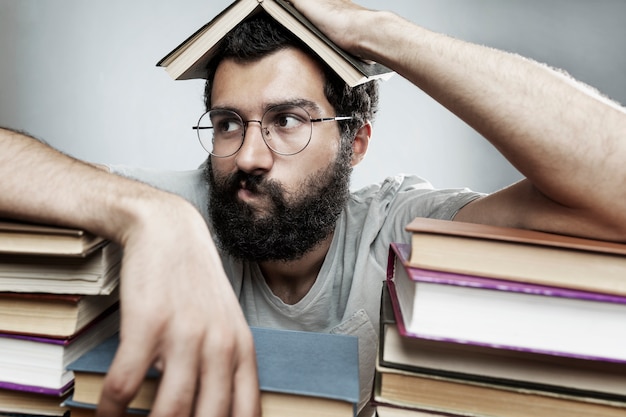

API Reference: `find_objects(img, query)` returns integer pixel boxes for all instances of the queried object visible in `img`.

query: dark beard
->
[204,146,353,262]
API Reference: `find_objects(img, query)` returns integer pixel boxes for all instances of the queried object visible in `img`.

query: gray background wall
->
[1,1,625,193]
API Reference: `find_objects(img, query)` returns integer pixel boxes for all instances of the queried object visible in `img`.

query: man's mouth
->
[236,178,272,212]
[237,186,255,202]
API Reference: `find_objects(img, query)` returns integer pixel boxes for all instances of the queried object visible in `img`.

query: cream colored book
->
[0,219,106,257]
[156,0,393,87]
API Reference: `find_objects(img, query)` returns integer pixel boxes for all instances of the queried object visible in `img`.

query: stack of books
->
[375,217,626,417]
[63,327,360,417]
[0,219,122,417]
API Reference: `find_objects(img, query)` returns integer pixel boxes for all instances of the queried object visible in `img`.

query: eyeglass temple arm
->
[311,116,354,123]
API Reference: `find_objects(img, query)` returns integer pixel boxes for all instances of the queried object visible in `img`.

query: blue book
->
[65,327,359,417]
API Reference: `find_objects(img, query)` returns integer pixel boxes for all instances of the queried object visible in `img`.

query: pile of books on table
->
[0,219,121,417]
[0,218,364,417]
[375,217,626,417]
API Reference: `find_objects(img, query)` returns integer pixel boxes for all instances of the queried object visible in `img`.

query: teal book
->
[65,327,359,417]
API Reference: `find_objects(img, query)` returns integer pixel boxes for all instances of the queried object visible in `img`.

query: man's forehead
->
[214,45,324,77]
[211,47,330,111]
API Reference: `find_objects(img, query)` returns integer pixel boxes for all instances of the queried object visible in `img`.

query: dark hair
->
[203,15,379,142]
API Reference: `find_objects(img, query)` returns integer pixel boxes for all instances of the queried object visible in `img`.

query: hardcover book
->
[387,242,626,362]
[0,219,106,257]
[373,361,626,417]
[379,280,626,401]
[0,307,119,391]
[0,241,121,295]
[405,217,626,296]
[66,327,360,417]
[156,0,394,87]
[375,404,444,417]
[0,288,119,337]
[0,386,70,416]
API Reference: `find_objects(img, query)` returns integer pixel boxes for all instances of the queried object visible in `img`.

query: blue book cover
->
[67,327,359,412]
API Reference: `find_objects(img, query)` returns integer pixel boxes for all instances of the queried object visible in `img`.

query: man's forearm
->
[0,127,261,417]
[357,11,626,229]
[365,14,624,167]
[0,127,191,242]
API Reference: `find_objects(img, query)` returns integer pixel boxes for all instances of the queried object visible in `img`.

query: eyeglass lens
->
[196,104,313,157]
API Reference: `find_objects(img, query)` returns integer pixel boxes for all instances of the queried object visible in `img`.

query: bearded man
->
[2,1,626,416]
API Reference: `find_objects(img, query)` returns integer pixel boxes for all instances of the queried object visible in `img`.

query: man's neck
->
[258,233,333,305]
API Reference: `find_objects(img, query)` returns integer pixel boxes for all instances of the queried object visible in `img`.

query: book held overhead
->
[156,0,394,87]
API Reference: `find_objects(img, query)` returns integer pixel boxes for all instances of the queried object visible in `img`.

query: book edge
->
[405,217,626,255]
[392,242,626,304]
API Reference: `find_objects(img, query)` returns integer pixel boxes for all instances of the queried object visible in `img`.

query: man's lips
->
[237,187,255,202]
[236,185,273,217]
[237,180,262,204]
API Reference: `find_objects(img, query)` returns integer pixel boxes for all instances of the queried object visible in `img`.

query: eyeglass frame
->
[192,104,354,157]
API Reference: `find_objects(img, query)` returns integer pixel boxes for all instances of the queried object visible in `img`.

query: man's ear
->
[351,121,372,167]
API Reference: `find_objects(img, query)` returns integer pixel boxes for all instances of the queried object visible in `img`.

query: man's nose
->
[234,120,274,174]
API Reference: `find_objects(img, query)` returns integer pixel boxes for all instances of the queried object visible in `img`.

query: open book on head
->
[156,0,394,87]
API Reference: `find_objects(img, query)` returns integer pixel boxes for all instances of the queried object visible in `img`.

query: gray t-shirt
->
[111,165,483,412]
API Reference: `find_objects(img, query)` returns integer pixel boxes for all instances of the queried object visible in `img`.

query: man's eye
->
[217,119,241,133]
[274,114,304,129]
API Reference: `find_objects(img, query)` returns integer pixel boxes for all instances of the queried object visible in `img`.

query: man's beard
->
[204,144,353,262]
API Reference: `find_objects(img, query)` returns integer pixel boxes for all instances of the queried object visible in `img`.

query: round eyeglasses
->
[193,104,353,157]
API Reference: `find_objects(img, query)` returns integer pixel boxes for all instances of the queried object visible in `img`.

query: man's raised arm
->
[293,0,626,241]
[0,128,261,417]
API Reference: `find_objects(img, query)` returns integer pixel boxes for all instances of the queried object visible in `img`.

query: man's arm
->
[0,128,261,417]
[293,1,626,241]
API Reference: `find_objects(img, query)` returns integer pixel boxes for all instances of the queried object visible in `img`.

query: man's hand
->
[1,121,260,417]
[289,0,374,60]
[95,198,261,417]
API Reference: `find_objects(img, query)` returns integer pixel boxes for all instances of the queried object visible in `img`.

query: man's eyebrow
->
[266,98,322,113]
[210,99,324,115]
[208,105,239,113]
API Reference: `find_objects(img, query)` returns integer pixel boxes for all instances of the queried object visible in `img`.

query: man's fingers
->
[97,326,259,417]
[97,335,156,417]
[229,343,261,417]
[148,333,200,417]
[193,328,261,417]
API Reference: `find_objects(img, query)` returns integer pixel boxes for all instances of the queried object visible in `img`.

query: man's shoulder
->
[349,174,435,201]
[107,164,209,220]
[346,174,484,225]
